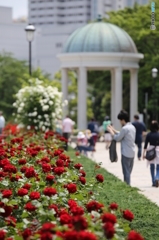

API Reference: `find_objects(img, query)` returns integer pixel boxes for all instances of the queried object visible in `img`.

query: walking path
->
[93,142,159,206]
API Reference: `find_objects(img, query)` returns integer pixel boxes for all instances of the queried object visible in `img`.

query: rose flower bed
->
[0,130,144,240]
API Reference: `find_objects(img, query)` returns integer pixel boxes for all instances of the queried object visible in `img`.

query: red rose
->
[74,163,83,169]
[49,204,58,215]
[53,150,62,156]
[42,163,51,173]
[127,230,144,240]
[2,189,12,198]
[18,159,27,165]
[75,151,80,156]
[60,213,72,225]
[20,166,27,173]
[3,164,17,173]
[0,158,10,167]
[46,174,55,182]
[123,210,134,222]
[5,216,17,227]
[53,167,65,176]
[59,153,68,160]
[79,169,86,177]
[0,205,13,217]
[0,230,6,240]
[43,187,57,197]
[17,188,28,197]
[23,183,32,190]
[101,213,117,224]
[40,222,55,232]
[64,231,79,240]
[29,191,40,200]
[25,167,36,178]
[68,199,77,209]
[96,174,104,183]
[40,232,53,240]
[70,206,84,216]
[25,202,36,212]
[22,228,32,240]
[41,157,50,163]
[56,159,64,167]
[66,183,77,194]
[79,177,86,185]
[72,216,88,230]
[103,222,115,239]
[109,202,118,210]
[79,231,97,240]
[86,200,104,212]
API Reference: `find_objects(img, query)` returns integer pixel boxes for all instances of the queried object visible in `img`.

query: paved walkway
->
[92,142,159,206]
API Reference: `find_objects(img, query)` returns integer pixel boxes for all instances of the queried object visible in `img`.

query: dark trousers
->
[135,140,142,158]
[63,132,70,151]
[121,155,134,185]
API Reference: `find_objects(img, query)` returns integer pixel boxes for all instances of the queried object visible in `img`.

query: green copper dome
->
[63,22,137,53]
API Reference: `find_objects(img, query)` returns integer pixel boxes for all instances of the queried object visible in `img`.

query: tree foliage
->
[89,4,159,123]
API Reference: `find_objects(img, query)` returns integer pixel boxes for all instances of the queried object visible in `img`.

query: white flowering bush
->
[13,79,66,131]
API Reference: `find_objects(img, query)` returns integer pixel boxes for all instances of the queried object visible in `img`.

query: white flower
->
[27,126,31,130]
[42,126,46,131]
[33,111,37,116]
[42,105,49,111]
[49,100,53,105]
[38,115,42,119]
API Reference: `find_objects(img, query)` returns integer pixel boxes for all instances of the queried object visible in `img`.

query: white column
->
[77,67,87,130]
[61,68,68,118]
[130,69,138,122]
[111,68,123,130]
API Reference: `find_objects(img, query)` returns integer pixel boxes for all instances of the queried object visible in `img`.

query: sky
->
[0,0,28,18]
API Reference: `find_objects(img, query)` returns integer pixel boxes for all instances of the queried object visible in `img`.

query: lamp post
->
[25,24,35,76]
[152,68,158,120]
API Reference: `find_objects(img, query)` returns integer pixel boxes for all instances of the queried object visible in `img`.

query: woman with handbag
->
[143,121,159,187]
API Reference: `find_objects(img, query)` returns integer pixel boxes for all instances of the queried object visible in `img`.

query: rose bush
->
[13,78,67,131]
[0,129,144,240]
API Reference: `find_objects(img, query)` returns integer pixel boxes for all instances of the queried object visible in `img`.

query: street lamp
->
[152,68,158,120]
[25,24,36,76]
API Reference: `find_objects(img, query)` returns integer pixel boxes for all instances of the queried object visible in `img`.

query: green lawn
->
[68,150,159,240]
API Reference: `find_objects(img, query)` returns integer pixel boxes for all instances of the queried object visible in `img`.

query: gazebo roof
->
[63,21,137,54]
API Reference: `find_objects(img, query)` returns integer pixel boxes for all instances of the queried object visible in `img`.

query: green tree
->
[0,53,28,120]
[88,4,159,124]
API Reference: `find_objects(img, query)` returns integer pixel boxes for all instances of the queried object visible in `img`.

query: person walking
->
[142,121,159,187]
[107,110,136,185]
[87,118,98,146]
[103,116,112,149]
[132,114,146,160]
[0,111,5,135]
[62,115,74,151]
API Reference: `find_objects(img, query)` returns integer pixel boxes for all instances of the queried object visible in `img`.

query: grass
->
[68,149,159,240]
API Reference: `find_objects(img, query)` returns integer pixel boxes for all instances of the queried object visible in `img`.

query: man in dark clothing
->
[132,115,147,160]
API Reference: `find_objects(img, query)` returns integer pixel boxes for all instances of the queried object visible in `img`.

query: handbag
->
[146,137,159,161]
[109,140,118,162]
[146,146,156,161]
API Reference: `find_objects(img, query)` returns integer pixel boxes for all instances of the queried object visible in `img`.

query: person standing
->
[0,111,5,135]
[107,110,136,185]
[143,121,159,187]
[62,115,74,151]
[103,116,112,149]
[132,114,147,160]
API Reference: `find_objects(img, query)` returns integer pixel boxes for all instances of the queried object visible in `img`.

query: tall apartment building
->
[29,0,149,27]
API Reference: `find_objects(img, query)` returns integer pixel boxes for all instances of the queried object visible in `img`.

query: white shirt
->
[63,118,73,133]
[0,116,5,128]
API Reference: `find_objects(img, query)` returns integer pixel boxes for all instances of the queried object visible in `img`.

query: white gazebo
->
[57,20,144,130]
